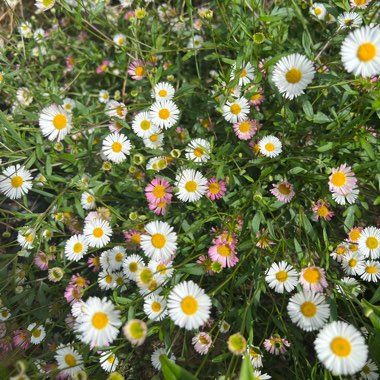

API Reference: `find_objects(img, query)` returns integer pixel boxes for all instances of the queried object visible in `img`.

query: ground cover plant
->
[0,0,380,379]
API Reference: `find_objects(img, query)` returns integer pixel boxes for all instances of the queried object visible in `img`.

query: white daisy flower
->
[105,100,127,119]
[0,307,11,321]
[265,261,299,293]
[152,82,175,101]
[76,297,121,347]
[187,35,204,49]
[39,104,72,141]
[143,132,164,149]
[148,259,174,284]
[309,3,327,20]
[144,294,168,321]
[62,98,75,113]
[253,370,271,380]
[146,156,168,172]
[65,234,89,262]
[359,359,379,380]
[231,61,255,86]
[81,191,96,210]
[167,280,212,330]
[99,90,110,104]
[98,271,117,290]
[114,271,128,290]
[0,164,33,200]
[358,226,380,259]
[132,111,159,138]
[358,260,380,282]
[100,351,119,373]
[151,347,176,370]
[35,0,55,11]
[222,97,250,123]
[314,321,368,375]
[102,133,131,164]
[135,266,156,290]
[332,187,359,205]
[337,12,362,30]
[340,26,380,77]
[175,168,207,202]
[113,33,126,47]
[123,254,145,280]
[17,227,36,249]
[55,344,84,378]
[18,22,33,38]
[185,138,211,163]
[140,221,178,262]
[336,277,362,297]
[287,291,330,331]
[247,346,263,368]
[258,136,282,158]
[83,218,112,248]
[16,87,33,106]
[27,323,46,344]
[272,53,316,99]
[350,0,372,8]
[341,251,365,275]
[108,246,126,271]
[149,100,180,129]
[122,319,147,346]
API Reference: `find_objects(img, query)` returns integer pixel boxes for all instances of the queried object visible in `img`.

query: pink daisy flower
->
[249,88,265,110]
[0,338,12,353]
[256,228,275,249]
[148,200,168,215]
[13,329,30,350]
[192,332,212,355]
[87,254,101,272]
[263,335,290,355]
[328,163,357,195]
[64,284,82,304]
[34,251,50,270]
[233,119,259,140]
[270,181,295,203]
[124,10,136,20]
[206,177,227,201]
[312,199,334,221]
[65,56,75,71]
[299,265,328,292]
[128,59,146,80]
[208,241,238,268]
[145,177,172,205]
[176,127,186,143]
[350,0,372,9]
[123,229,142,250]
[96,59,110,74]
[196,255,215,275]
[69,274,89,289]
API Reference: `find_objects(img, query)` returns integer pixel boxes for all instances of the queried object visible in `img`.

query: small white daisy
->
[146,156,168,172]
[148,259,174,284]
[231,61,255,86]
[336,276,362,297]
[65,234,89,262]
[143,131,164,149]
[123,254,145,280]
[337,12,362,30]
[152,82,175,101]
[98,271,117,290]
[258,136,282,158]
[113,33,127,47]
[0,307,11,321]
[341,251,365,275]
[18,22,33,38]
[272,53,316,99]
[167,280,212,330]
[359,359,379,380]
[151,347,176,370]
[222,97,250,123]
[309,3,327,20]
[102,133,131,164]
[149,100,180,129]
[0,164,33,200]
[17,227,36,249]
[132,111,159,138]
[265,261,299,293]
[99,351,119,373]
[185,138,211,163]
[108,246,126,271]
[175,168,207,202]
[140,221,178,262]
[81,191,96,210]
[144,294,168,321]
[123,319,147,346]
[287,291,330,331]
[358,260,380,282]
[105,100,127,119]
[99,90,110,104]
[314,321,368,375]
[39,104,72,141]
[62,98,75,113]
[83,218,113,248]
[55,344,84,378]
[35,0,55,11]
[27,323,46,344]
[358,226,380,259]
[340,26,380,77]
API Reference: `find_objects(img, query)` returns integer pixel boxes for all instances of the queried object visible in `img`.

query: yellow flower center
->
[217,244,231,257]
[193,147,204,157]
[73,242,83,254]
[159,108,170,120]
[276,270,288,282]
[285,68,302,84]
[185,180,197,192]
[105,275,113,284]
[42,0,54,6]
[152,184,166,198]
[87,196,93,204]
[199,335,210,345]
[91,312,109,330]
[300,301,317,317]
[314,8,322,15]
[75,277,86,287]
[239,121,250,133]
[151,233,166,248]
[303,268,320,283]
[26,234,34,243]
[209,182,220,195]
[116,106,125,117]
[115,252,123,262]
[32,329,41,338]
[365,265,377,274]
[278,184,291,195]
[156,264,167,274]
[118,38,125,45]
[112,142,122,153]
[331,172,346,187]
[11,175,24,188]
[230,103,241,115]
[139,268,153,284]
[348,258,357,267]
[53,114,67,130]
[140,120,151,130]
[317,205,329,217]
[149,134,158,142]
[240,69,247,78]
[357,42,376,62]
[158,89,168,97]
[366,237,379,250]
[129,262,138,272]
[265,143,275,152]
[251,94,262,101]
[362,365,370,374]
[107,355,116,364]
[64,354,77,367]
[181,296,198,315]
[151,301,161,312]
[93,227,104,238]
[129,321,145,339]
[349,229,361,242]
[131,234,141,245]
[330,337,351,357]
[135,66,145,76]
[354,0,366,4]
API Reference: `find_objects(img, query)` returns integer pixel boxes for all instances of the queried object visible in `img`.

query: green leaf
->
[302,100,313,120]
[160,355,198,380]
[360,137,375,160]
[317,142,333,152]
[239,353,255,380]
[251,213,261,234]
[313,112,331,124]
